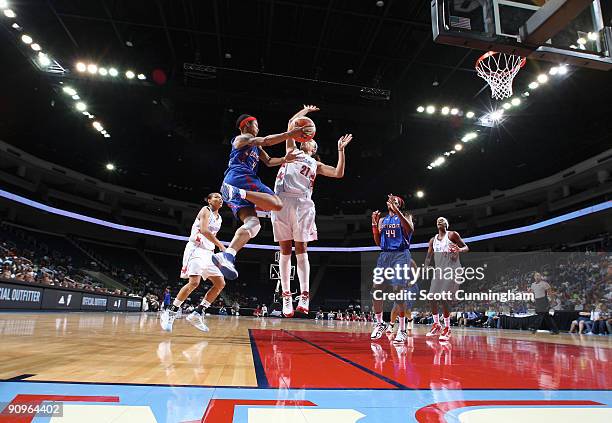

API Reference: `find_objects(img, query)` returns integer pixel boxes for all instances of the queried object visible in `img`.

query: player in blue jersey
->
[212,114,314,280]
[370,194,416,344]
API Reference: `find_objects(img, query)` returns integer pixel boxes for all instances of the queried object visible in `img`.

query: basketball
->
[289,116,316,142]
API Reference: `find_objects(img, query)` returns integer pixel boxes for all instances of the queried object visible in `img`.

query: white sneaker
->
[186,312,209,332]
[407,319,414,331]
[393,330,408,345]
[296,293,309,314]
[370,322,389,340]
[282,292,294,318]
[160,309,177,332]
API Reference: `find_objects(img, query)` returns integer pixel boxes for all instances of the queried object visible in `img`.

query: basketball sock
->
[238,189,247,199]
[172,299,183,308]
[375,312,383,323]
[226,248,237,257]
[433,314,440,325]
[296,253,310,293]
[195,300,211,315]
[399,316,406,331]
[279,254,291,293]
[444,316,451,328]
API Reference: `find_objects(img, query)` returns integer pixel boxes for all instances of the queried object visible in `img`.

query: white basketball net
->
[475,51,525,100]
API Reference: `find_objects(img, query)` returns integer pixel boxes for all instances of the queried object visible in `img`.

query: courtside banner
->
[106,297,127,311]
[0,281,43,309]
[41,289,82,310]
[126,298,142,311]
[80,294,108,311]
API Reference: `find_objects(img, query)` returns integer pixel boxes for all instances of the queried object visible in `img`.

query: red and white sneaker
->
[296,292,309,314]
[439,326,451,342]
[426,323,442,337]
[282,292,294,318]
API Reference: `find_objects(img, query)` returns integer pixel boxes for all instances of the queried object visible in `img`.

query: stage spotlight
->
[0,1,9,9]
[511,98,521,106]
[75,102,87,112]
[105,163,115,171]
[461,132,477,142]
[450,108,459,115]
[37,52,50,66]
[137,73,146,80]
[30,43,41,51]
[466,111,475,119]
[537,74,548,84]
[528,82,539,90]
[434,156,445,166]
[11,22,20,30]
[441,106,450,115]
[125,70,135,79]
[416,190,424,198]
[3,9,16,18]
[557,65,568,75]
[109,68,118,77]
[62,87,77,96]
[502,102,511,110]
[416,106,425,113]
[426,105,435,114]
[87,64,97,74]
[490,110,504,121]
[587,32,598,41]
[549,67,559,75]
[99,67,108,76]
[21,34,32,44]
[454,143,463,151]
[72,95,80,100]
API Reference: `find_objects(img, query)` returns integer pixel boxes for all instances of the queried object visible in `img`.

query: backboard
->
[432,0,612,70]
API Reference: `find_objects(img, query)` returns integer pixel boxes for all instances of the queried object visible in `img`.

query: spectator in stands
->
[232,301,240,316]
[570,311,593,334]
[253,305,262,317]
[592,306,609,335]
[261,304,268,317]
[219,305,228,315]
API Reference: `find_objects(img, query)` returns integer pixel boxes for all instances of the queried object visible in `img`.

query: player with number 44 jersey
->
[271,105,353,318]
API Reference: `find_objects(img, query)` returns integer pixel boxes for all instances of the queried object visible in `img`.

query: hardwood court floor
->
[0,312,609,389]
[1,312,611,422]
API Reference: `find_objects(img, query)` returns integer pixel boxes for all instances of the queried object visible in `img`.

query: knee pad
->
[241,216,261,238]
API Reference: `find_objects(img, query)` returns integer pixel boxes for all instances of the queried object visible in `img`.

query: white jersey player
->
[160,193,227,333]
[424,217,468,342]
[271,105,353,318]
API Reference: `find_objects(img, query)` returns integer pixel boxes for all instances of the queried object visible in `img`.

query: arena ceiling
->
[1,0,611,213]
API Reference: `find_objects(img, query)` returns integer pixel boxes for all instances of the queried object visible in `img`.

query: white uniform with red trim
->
[271,151,318,242]
[180,207,223,279]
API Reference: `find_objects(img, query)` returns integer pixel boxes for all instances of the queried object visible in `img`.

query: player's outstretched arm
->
[448,231,469,253]
[371,210,382,246]
[317,134,353,178]
[233,126,313,150]
[198,207,226,252]
[259,147,301,167]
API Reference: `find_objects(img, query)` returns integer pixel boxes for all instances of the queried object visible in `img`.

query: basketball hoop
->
[475,51,526,100]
